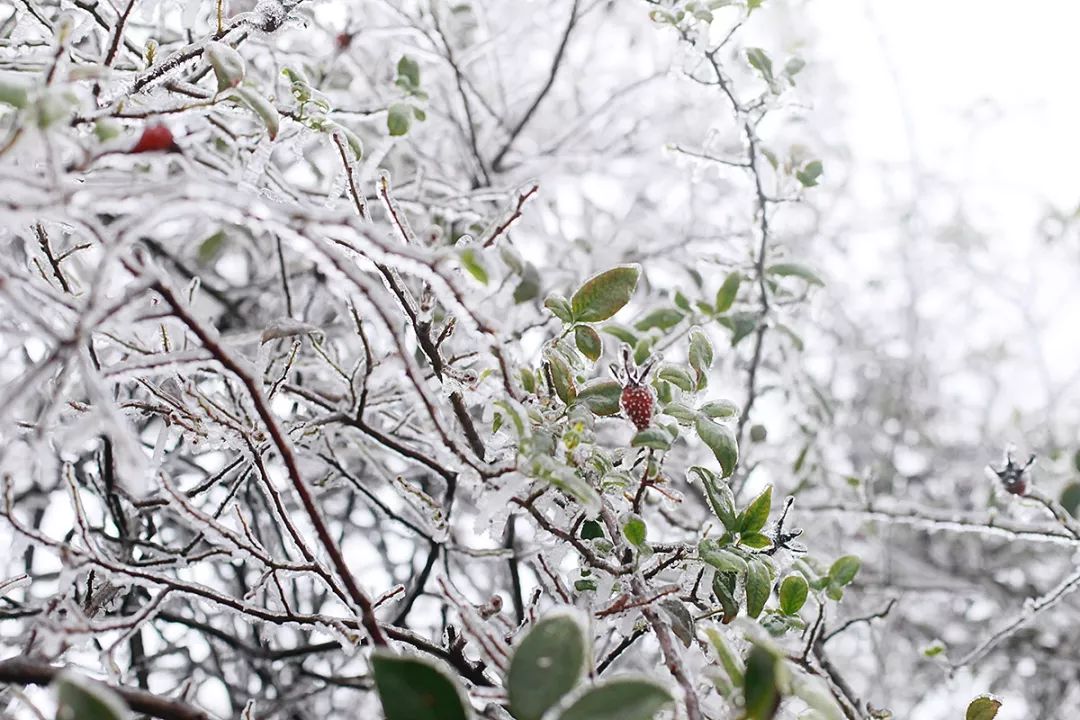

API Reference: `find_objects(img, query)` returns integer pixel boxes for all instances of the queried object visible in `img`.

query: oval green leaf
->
[767,262,824,286]
[746,558,771,618]
[575,325,603,362]
[657,365,694,392]
[509,613,587,720]
[558,677,672,720]
[689,329,714,373]
[695,416,739,477]
[54,672,129,720]
[372,652,468,720]
[570,265,640,323]
[205,41,245,91]
[828,555,861,587]
[621,513,648,548]
[387,102,413,136]
[577,379,621,416]
[966,695,1002,720]
[231,86,280,140]
[779,575,808,615]
[743,645,781,720]
[634,307,684,332]
[631,427,673,451]
[740,486,772,534]
[715,271,741,313]
[693,466,737,531]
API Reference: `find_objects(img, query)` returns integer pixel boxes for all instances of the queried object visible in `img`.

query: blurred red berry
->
[131,124,177,154]
[620,383,654,431]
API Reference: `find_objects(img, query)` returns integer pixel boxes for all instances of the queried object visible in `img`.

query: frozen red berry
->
[130,124,178,154]
[611,345,657,432]
[990,451,1034,496]
[620,383,654,430]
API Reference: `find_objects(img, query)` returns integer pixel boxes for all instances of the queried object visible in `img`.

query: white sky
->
[807,3,1080,716]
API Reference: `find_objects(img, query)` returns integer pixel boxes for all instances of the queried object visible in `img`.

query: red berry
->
[620,383,654,431]
[131,124,177,154]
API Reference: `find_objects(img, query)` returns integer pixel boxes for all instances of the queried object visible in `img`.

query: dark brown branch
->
[490,0,581,172]
[0,657,211,720]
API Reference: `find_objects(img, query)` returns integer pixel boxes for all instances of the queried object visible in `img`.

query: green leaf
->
[699,538,747,575]
[704,626,744,684]
[581,519,605,540]
[230,86,280,139]
[660,599,694,647]
[745,47,775,87]
[54,672,128,720]
[508,613,587,720]
[740,532,772,550]
[387,101,412,136]
[635,307,684,332]
[543,462,601,513]
[1061,482,1080,518]
[577,380,621,416]
[657,365,694,392]
[828,556,861,587]
[396,55,421,88]
[333,122,364,160]
[746,559,771,618]
[779,575,808,615]
[692,466,737,530]
[1074,448,1080,473]
[796,159,824,187]
[520,368,537,394]
[633,336,653,365]
[922,641,945,658]
[372,652,468,720]
[204,41,245,91]
[743,645,781,720]
[715,271,741,313]
[197,229,228,265]
[547,355,576,405]
[749,424,767,443]
[545,294,574,322]
[459,248,489,285]
[966,695,1002,720]
[740,486,772,534]
[689,329,714,374]
[621,513,648,547]
[33,88,77,129]
[93,118,121,142]
[767,262,824,286]
[661,401,697,424]
[557,678,672,720]
[0,77,29,109]
[695,416,739,477]
[717,311,758,346]
[575,325,603,361]
[699,400,739,419]
[712,570,740,622]
[570,265,640,323]
[513,264,541,304]
[791,672,845,720]
[784,57,806,80]
[602,323,637,344]
[631,427,673,451]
